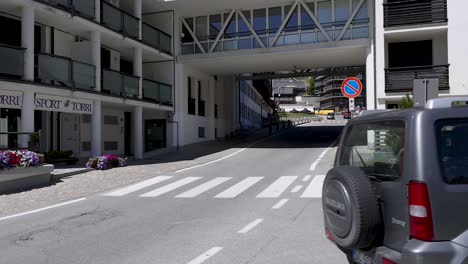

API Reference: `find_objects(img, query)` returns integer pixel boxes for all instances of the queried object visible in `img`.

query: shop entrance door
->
[61,113,80,156]
[145,120,166,152]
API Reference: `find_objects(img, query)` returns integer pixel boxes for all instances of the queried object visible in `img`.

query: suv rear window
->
[339,120,405,180]
[436,119,468,184]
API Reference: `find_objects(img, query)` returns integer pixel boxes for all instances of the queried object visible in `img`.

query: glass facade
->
[181,0,369,55]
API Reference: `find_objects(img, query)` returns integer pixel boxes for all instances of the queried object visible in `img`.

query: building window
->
[188,77,196,115]
[198,127,205,138]
[104,141,118,151]
[214,104,218,119]
[104,115,119,125]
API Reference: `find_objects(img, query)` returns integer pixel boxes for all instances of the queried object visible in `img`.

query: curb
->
[51,168,94,181]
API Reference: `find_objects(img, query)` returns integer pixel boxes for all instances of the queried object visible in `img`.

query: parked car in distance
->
[327,112,336,120]
[343,111,352,119]
[322,97,468,264]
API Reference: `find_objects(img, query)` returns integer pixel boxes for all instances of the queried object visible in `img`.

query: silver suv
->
[322,97,468,264]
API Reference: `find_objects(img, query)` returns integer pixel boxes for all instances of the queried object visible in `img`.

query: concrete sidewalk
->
[0,125,292,217]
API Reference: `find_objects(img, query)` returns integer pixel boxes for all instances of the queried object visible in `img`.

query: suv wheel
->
[322,166,382,249]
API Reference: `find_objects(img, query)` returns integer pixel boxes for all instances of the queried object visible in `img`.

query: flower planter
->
[0,164,54,194]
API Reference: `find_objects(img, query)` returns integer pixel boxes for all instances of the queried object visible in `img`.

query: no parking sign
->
[341,77,363,113]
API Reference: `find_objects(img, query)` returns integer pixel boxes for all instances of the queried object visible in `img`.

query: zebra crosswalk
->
[102,175,326,199]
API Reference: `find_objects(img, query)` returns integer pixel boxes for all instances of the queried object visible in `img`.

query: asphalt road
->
[0,123,346,264]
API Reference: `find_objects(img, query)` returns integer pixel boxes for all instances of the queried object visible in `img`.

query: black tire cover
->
[322,166,382,249]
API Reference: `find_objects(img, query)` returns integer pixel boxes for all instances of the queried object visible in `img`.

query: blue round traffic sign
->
[341,77,363,99]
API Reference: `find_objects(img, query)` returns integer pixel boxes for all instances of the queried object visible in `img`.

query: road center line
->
[309,159,321,171]
[0,198,86,222]
[291,185,303,193]
[272,199,289,209]
[187,247,223,264]
[238,218,264,234]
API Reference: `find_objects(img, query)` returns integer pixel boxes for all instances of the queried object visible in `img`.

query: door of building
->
[124,112,132,155]
[61,113,80,156]
[145,119,166,152]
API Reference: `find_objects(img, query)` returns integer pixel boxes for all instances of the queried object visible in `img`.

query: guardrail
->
[279,115,323,126]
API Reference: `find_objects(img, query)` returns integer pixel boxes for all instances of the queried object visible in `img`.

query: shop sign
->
[34,94,93,114]
[0,90,23,109]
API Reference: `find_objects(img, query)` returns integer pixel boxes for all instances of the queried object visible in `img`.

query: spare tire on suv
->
[322,166,382,249]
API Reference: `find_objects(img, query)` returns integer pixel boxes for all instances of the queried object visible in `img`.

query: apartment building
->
[373,0,467,109]
[0,0,237,158]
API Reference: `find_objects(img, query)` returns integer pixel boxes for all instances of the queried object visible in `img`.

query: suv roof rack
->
[425,97,468,109]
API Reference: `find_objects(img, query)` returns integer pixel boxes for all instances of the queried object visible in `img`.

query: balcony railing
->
[0,44,25,78]
[36,53,95,90]
[35,0,95,19]
[142,23,172,55]
[101,1,140,39]
[385,64,450,93]
[383,0,448,28]
[142,79,173,106]
[102,69,139,97]
[198,100,206,116]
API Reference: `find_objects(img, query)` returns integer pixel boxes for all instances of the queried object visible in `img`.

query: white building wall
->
[447,1,468,96]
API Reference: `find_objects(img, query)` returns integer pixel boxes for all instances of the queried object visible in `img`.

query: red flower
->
[8,152,21,166]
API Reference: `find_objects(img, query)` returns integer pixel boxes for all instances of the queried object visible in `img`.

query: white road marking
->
[175,129,291,173]
[272,199,289,209]
[301,175,326,198]
[0,198,86,222]
[187,247,223,264]
[291,185,303,193]
[176,177,232,198]
[256,176,298,198]
[103,176,173,196]
[319,148,330,159]
[214,177,263,198]
[309,159,321,171]
[302,175,312,182]
[140,177,202,197]
[238,219,263,234]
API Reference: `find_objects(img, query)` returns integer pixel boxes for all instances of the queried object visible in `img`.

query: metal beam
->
[299,0,333,43]
[209,9,236,53]
[237,67,365,80]
[336,0,365,41]
[237,9,266,49]
[269,0,299,48]
[181,17,206,53]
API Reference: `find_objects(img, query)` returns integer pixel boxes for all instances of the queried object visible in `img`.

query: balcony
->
[36,53,95,90]
[142,23,172,55]
[101,1,139,39]
[35,0,95,19]
[383,0,448,28]
[385,65,449,93]
[0,44,25,78]
[142,79,173,106]
[102,69,139,97]
[198,100,206,116]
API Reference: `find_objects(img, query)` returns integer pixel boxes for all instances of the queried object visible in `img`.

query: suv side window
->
[339,120,405,180]
[436,119,468,184]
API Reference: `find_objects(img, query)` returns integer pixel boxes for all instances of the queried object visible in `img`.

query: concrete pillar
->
[133,47,143,98]
[20,91,35,148]
[133,0,142,39]
[366,47,376,110]
[91,100,102,156]
[94,0,101,22]
[21,5,34,81]
[90,31,101,92]
[209,76,216,139]
[133,106,143,159]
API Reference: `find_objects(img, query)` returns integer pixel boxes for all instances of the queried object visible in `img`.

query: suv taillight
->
[408,181,434,241]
